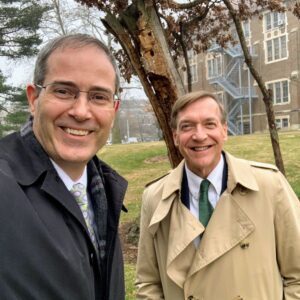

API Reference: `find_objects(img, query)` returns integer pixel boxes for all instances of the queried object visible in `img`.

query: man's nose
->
[68,93,92,120]
[192,125,207,140]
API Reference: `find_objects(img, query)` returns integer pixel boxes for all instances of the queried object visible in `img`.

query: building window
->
[207,55,222,78]
[267,79,289,105]
[264,11,285,31]
[242,20,250,39]
[185,50,198,83]
[266,35,287,62]
[190,64,198,83]
[275,117,289,129]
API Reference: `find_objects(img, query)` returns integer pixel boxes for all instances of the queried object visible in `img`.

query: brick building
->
[185,7,300,135]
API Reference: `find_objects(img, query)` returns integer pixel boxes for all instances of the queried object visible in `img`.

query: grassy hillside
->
[98,130,300,299]
[100,130,300,207]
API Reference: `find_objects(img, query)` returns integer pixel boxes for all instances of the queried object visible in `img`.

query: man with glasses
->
[0,34,127,300]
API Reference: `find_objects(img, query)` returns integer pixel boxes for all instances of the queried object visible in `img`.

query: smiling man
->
[136,90,300,300]
[0,34,127,300]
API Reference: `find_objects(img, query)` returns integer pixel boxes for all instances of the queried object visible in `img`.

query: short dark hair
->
[33,33,120,95]
[170,90,227,129]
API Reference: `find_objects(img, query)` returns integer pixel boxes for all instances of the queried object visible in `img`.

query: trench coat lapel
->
[149,161,204,288]
[166,200,203,287]
[187,191,255,278]
[187,152,259,278]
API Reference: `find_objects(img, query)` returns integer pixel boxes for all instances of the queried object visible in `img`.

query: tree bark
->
[102,0,186,167]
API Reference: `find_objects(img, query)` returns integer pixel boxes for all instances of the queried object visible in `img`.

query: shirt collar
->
[50,159,88,191]
[185,155,224,199]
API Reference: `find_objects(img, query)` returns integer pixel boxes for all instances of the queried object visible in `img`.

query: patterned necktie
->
[70,183,97,249]
[199,179,213,227]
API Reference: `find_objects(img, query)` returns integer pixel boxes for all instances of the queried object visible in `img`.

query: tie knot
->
[70,183,87,201]
[200,179,210,193]
[72,182,85,191]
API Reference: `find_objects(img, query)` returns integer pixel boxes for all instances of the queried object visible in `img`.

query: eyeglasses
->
[35,83,118,108]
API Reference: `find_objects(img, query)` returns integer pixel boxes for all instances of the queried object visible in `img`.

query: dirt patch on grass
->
[144,155,168,164]
[120,221,139,264]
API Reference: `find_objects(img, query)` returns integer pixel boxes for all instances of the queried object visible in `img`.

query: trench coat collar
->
[225,152,259,193]
[149,152,259,288]
[149,152,259,227]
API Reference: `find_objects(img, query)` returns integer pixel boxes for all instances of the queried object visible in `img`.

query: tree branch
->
[222,0,285,175]
[183,2,211,30]
[166,0,207,10]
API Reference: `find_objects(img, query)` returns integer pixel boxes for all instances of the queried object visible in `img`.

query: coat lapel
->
[187,152,259,278]
[8,130,88,231]
[166,200,203,287]
[148,162,203,288]
[41,171,88,229]
[187,191,255,278]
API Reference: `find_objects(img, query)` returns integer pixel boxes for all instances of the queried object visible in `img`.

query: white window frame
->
[263,10,288,64]
[265,35,287,63]
[266,79,290,105]
[185,50,198,84]
[242,20,251,40]
[264,11,286,32]
[206,54,223,79]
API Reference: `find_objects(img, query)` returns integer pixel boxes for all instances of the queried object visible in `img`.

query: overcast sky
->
[0,56,34,87]
[1,0,185,98]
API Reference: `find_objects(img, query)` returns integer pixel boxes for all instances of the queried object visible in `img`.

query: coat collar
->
[225,152,259,193]
[149,152,258,288]
[2,131,55,186]
[150,151,259,229]
[0,129,127,235]
[148,160,185,233]
[162,151,259,197]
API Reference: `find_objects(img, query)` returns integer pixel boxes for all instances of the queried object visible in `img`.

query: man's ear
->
[26,84,39,116]
[114,99,120,112]
[172,129,179,147]
[110,100,120,129]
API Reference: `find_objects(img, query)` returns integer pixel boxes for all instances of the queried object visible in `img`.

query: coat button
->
[240,239,250,249]
[187,296,194,300]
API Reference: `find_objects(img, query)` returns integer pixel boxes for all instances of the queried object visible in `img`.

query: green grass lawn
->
[98,130,300,299]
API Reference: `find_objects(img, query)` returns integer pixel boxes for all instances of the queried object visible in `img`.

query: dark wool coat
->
[0,131,127,300]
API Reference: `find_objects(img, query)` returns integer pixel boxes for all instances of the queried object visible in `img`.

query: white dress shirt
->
[50,159,88,191]
[50,160,96,232]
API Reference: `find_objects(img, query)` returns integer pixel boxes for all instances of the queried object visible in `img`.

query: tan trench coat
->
[136,152,300,300]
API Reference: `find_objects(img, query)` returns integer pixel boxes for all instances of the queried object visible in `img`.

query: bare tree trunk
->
[102,0,186,167]
[52,0,67,35]
[223,0,285,175]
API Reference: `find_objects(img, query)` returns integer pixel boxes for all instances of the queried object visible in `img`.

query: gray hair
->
[33,33,120,95]
[170,90,227,129]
